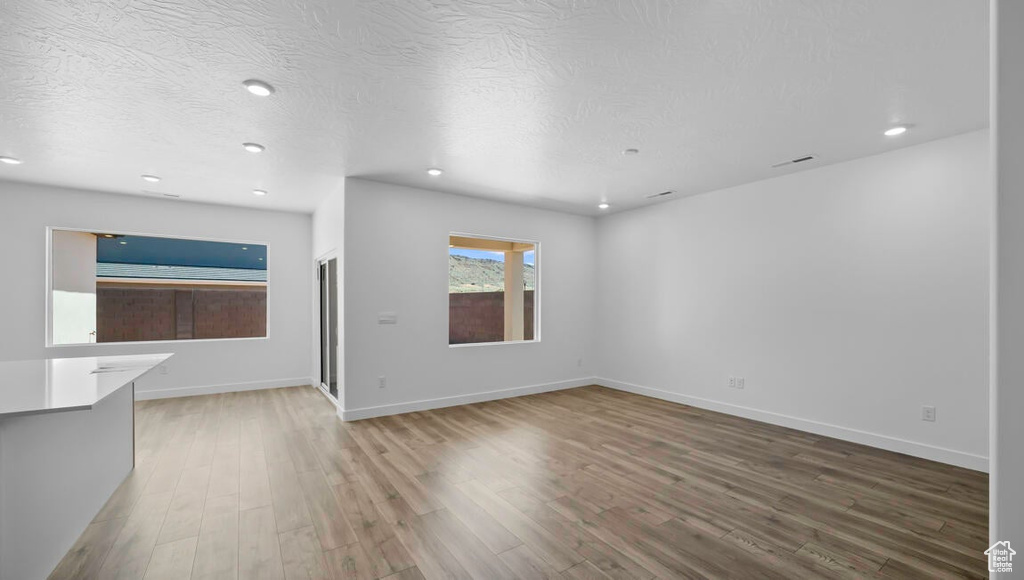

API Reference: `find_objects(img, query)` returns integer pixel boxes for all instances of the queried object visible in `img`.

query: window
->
[449,234,537,345]
[49,229,267,345]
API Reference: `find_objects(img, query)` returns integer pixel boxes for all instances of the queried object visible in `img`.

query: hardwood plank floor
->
[50,385,988,579]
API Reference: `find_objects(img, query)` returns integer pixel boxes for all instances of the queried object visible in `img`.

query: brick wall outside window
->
[449,290,534,344]
[193,289,267,339]
[96,285,266,342]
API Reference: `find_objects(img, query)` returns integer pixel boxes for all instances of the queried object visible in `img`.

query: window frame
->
[45,226,271,348]
[447,231,541,348]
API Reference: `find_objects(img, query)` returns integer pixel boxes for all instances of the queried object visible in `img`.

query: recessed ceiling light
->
[241,246,248,250]
[427,168,443,176]
[119,241,127,245]
[258,257,264,261]
[141,174,161,182]
[623,148,639,155]
[243,79,274,96]
[103,234,115,238]
[0,156,23,165]
[252,189,268,196]
[884,125,908,137]
[243,142,265,153]
[598,203,610,210]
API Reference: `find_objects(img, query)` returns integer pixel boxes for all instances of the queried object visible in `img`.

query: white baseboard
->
[340,377,594,421]
[595,377,989,473]
[134,377,312,400]
[139,373,987,472]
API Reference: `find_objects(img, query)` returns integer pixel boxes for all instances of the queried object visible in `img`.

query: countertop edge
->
[0,354,174,420]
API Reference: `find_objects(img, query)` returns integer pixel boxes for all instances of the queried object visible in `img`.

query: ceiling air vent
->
[771,154,817,168]
[645,190,676,199]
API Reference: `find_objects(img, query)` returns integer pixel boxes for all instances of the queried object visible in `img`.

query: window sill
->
[46,336,269,348]
[449,339,541,348]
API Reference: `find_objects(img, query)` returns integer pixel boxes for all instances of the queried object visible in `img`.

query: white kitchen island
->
[0,354,171,580]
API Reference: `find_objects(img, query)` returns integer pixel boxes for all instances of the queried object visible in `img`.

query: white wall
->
[992,0,1024,561]
[0,181,313,398]
[342,178,597,417]
[595,130,991,470]
[312,181,345,408]
[51,230,97,294]
[50,230,97,345]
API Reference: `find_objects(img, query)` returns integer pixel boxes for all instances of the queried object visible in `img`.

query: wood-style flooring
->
[50,385,988,579]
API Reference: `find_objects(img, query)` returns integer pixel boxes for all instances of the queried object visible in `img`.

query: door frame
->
[315,251,339,401]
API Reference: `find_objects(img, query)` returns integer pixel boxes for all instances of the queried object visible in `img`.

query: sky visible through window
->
[449,248,535,265]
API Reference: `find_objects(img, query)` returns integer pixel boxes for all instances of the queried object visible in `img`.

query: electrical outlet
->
[577,358,583,367]
[728,377,736,388]
[159,365,169,375]
[736,377,745,389]
[378,376,387,389]
[922,406,936,422]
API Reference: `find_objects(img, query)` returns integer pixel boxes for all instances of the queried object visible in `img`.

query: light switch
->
[378,312,398,325]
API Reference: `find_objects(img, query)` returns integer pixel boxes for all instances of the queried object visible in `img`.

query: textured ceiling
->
[0,0,989,214]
